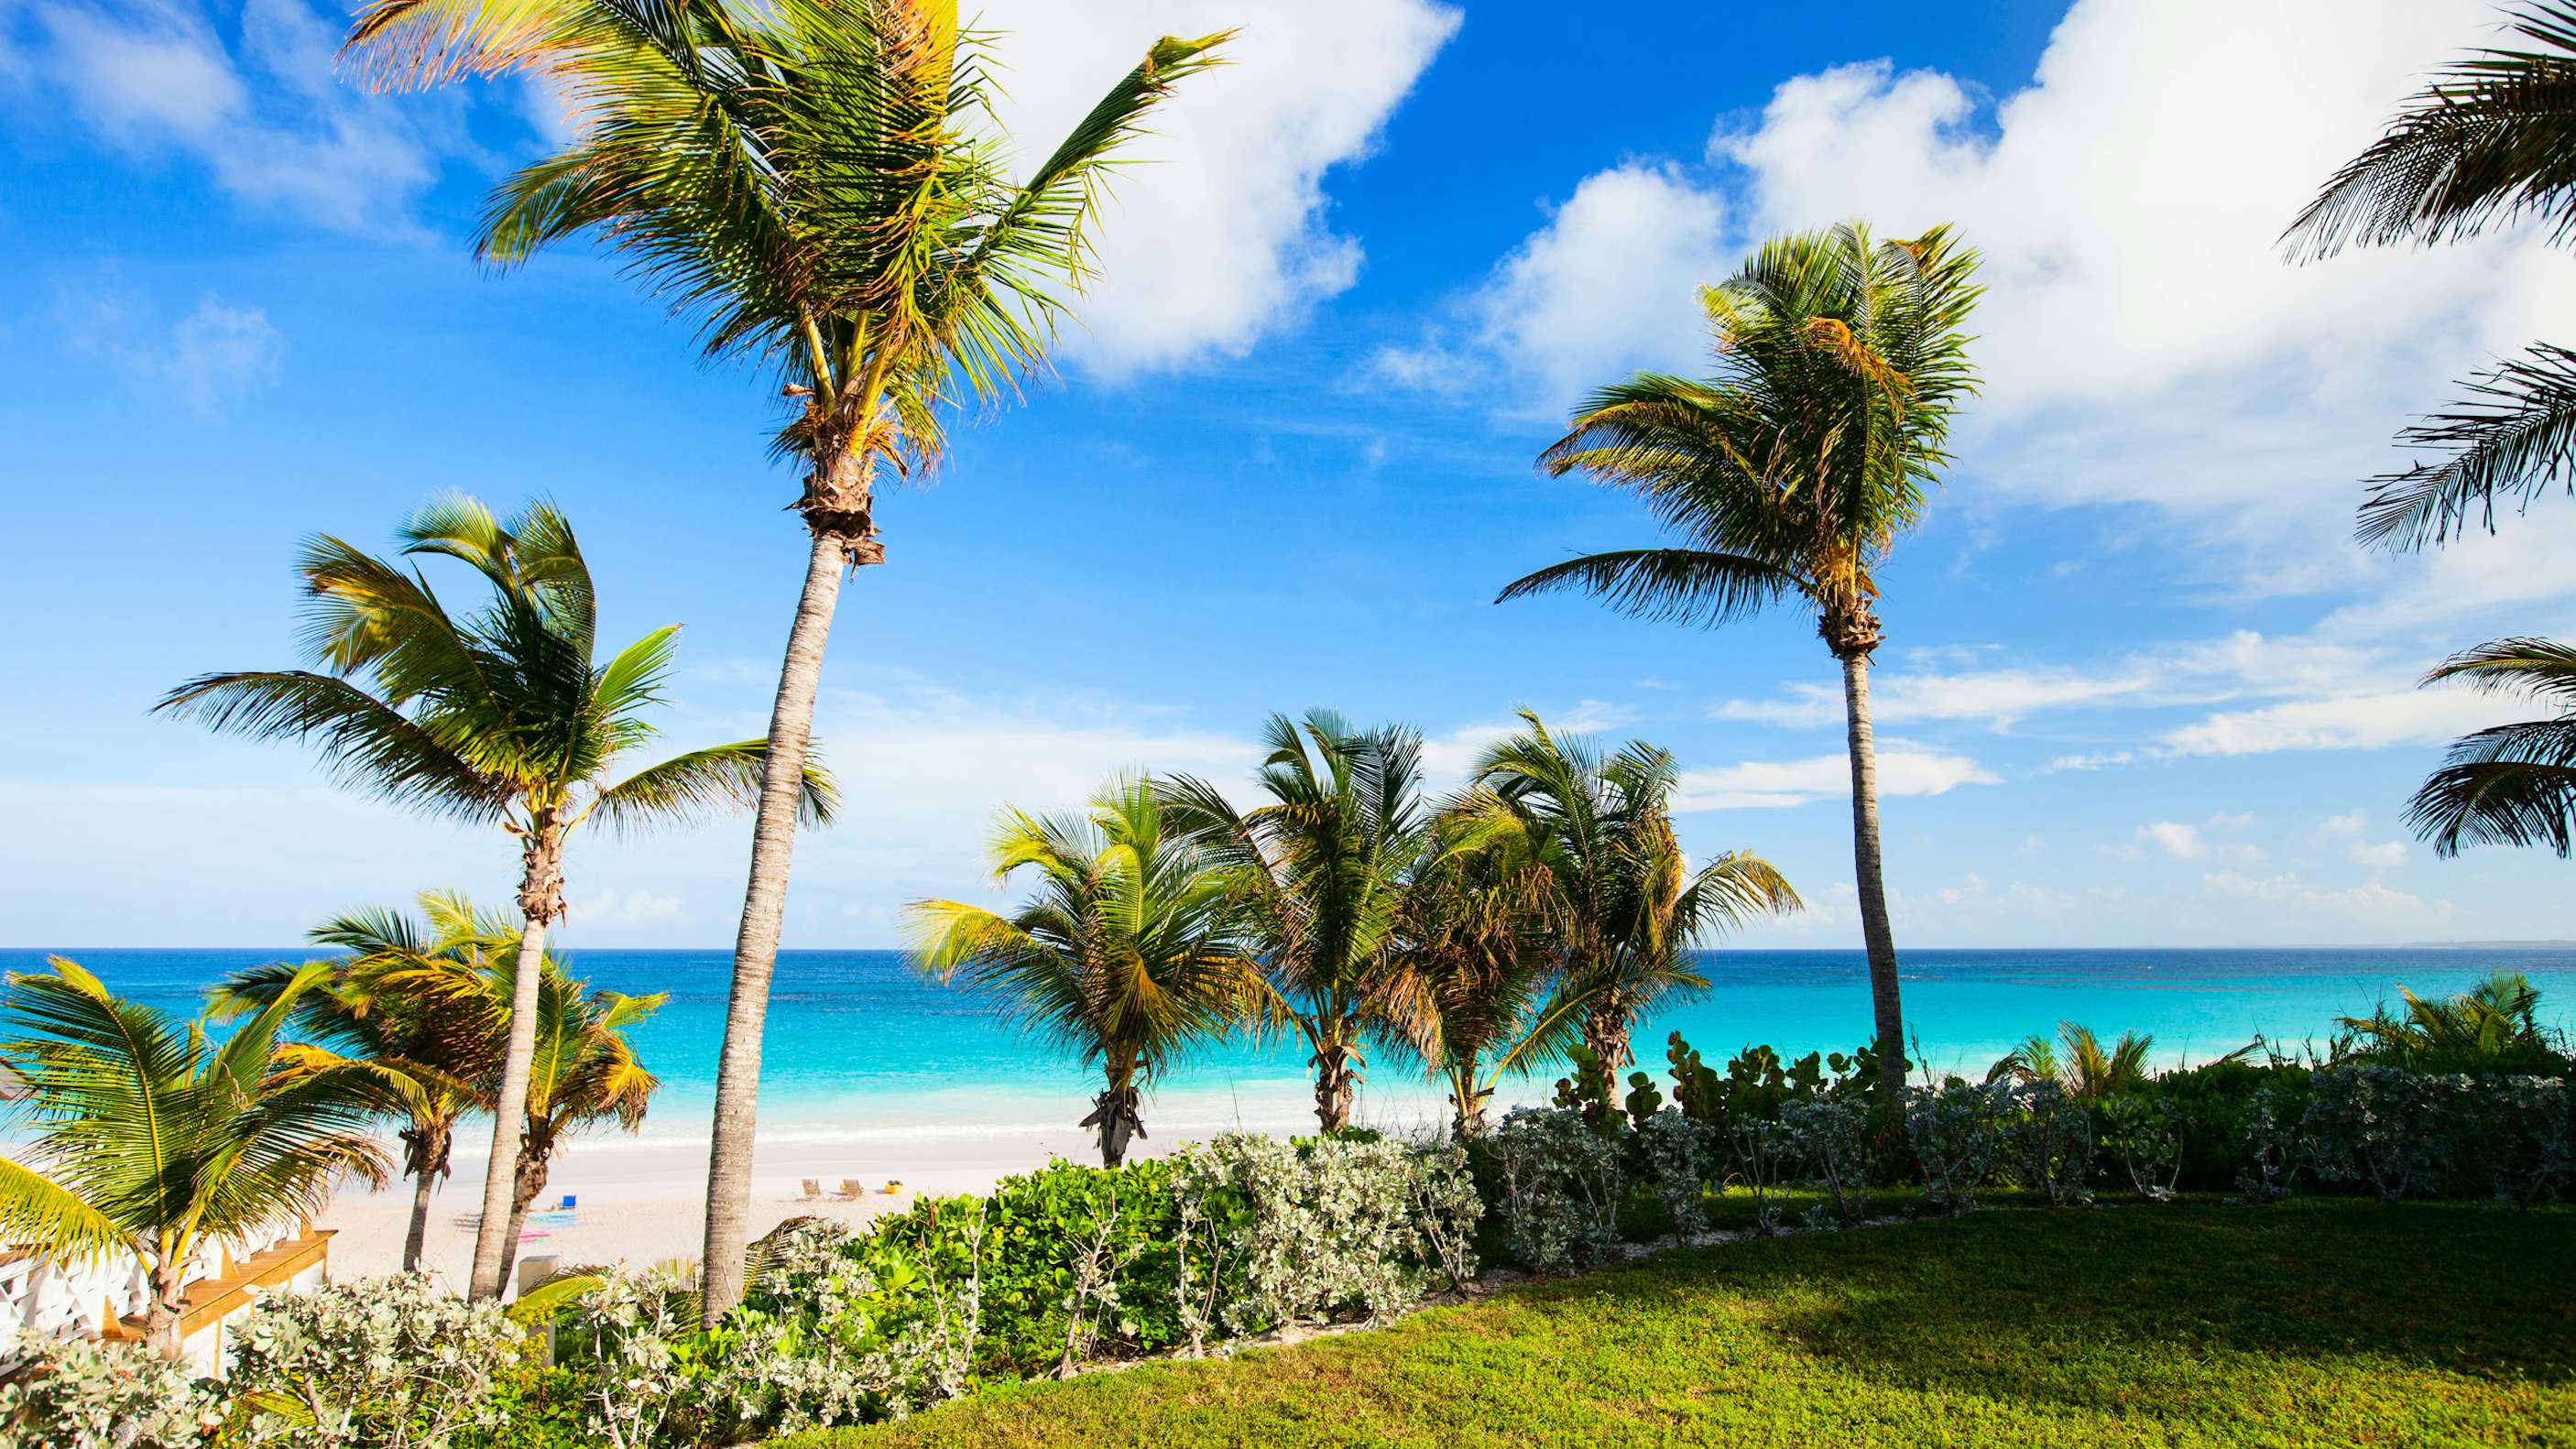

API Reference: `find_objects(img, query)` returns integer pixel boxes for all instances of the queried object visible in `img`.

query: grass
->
[786,1200,2575,1448]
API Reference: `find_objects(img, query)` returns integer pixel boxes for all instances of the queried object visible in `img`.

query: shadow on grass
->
[1559,1199,2576,1418]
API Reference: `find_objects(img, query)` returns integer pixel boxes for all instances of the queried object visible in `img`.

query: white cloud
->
[2351,839,2409,870]
[1718,662,2158,729]
[1416,700,1633,786]
[1373,162,1731,409]
[977,0,1458,376]
[1379,0,2576,607]
[2162,688,2524,757]
[1674,741,1997,811]
[570,886,683,927]
[31,0,443,235]
[2137,822,2206,862]
[58,288,284,416]
[2202,870,2452,927]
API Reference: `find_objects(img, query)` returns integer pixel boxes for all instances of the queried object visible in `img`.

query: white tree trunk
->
[701,529,849,1324]
[467,913,551,1300]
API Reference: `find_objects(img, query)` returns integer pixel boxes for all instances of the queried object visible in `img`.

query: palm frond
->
[2361,344,2576,549]
[585,739,837,833]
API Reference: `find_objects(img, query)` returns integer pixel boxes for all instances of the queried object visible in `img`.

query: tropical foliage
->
[2290,6,2576,856]
[331,0,1228,1319]
[911,779,1269,1165]
[2339,968,2563,1073]
[1499,223,1981,1099]
[1457,712,1799,1078]
[209,892,513,1271]
[0,959,389,1355]
[1986,1021,2156,1101]
[1161,712,1437,1134]
[158,496,825,1299]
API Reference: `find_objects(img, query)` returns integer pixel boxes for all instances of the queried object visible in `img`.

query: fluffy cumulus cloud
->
[23,0,445,235]
[975,0,1458,377]
[1674,741,1998,811]
[1382,0,2576,590]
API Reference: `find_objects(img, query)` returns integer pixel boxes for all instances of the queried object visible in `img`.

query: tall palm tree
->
[156,496,831,1301]
[1161,713,1436,1134]
[208,891,514,1272]
[0,959,390,1356]
[335,0,1228,1319]
[1392,813,1559,1139]
[491,958,663,1288]
[911,779,1267,1167]
[1460,712,1799,1079]
[1497,224,1980,1100]
[2288,9,2576,857]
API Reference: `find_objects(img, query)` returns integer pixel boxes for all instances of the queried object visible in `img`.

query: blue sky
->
[4,0,2571,950]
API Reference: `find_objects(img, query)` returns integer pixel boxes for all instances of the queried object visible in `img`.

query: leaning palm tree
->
[209,891,520,1272]
[1498,224,1979,1101]
[157,496,831,1302]
[492,958,664,1288]
[336,0,1228,1319]
[0,959,390,1356]
[2288,9,2576,857]
[1460,712,1799,1079]
[911,779,1268,1167]
[2407,637,2576,855]
[2287,3,2576,548]
[1161,713,1437,1134]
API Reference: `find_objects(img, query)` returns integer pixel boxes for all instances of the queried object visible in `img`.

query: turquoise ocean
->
[9,945,2573,1147]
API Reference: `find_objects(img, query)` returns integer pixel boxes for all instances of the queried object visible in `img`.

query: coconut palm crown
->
[1160,712,1438,1135]
[911,779,1268,1166]
[157,494,830,1302]
[333,0,1228,1317]
[1498,223,1978,1100]
[1459,711,1799,1080]
[0,959,391,1356]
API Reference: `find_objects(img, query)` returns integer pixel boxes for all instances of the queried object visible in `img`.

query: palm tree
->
[911,779,1267,1166]
[1161,713,1436,1134]
[1392,813,1559,1139]
[2339,969,2558,1070]
[1986,1022,2154,1101]
[0,959,390,1356]
[2287,4,2576,550]
[1497,224,1980,1101]
[335,0,1228,1319]
[2288,8,2576,857]
[491,957,664,1288]
[209,891,514,1272]
[156,495,831,1301]
[1459,712,1799,1079]
[2407,638,2576,855]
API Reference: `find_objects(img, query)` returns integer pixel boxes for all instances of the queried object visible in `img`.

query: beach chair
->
[835,1179,866,1200]
[799,1179,824,1200]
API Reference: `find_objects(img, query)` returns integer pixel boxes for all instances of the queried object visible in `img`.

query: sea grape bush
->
[1636,1108,1714,1240]
[1493,1106,1624,1270]
[1778,1095,1872,1225]
[1170,1134,1469,1334]
[2100,1094,2183,1202]
[228,1272,521,1449]
[2473,1076,2573,1204]
[2003,1081,2094,1208]
[2237,1082,2302,1202]
[1906,1082,2008,1212]
[2300,1066,2460,1202]
[0,1337,225,1449]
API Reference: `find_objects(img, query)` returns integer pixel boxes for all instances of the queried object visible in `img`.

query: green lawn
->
[787,1200,2575,1448]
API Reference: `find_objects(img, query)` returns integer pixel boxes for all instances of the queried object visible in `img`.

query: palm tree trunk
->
[145,1254,185,1359]
[1839,649,1908,1104]
[1447,1058,1490,1140]
[1580,1005,1635,1081]
[1312,1025,1358,1134]
[496,1137,551,1293]
[703,528,853,1324]
[471,823,562,1301]
[402,1120,449,1274]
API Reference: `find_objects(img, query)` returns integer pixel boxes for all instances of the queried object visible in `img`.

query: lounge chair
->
[799,1179,824,1200]
[835,1179,866,1200]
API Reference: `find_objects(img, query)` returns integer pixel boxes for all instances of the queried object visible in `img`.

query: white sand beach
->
[321,1124,1103,1289]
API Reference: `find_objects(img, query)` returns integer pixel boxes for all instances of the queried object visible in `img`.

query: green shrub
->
[228,1271,523,1448]
[0,1337,223,1449]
